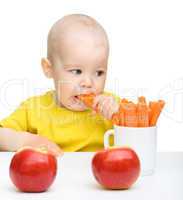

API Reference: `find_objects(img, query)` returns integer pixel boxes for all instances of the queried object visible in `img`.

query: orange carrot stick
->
[148,102,154,124]
[149,100,165,126]
[111,99,125,125]
[124,102,138,127]
[121,98,129,103]
[137,103,149,127]
[138,96,146,104]
[137,96,149,127]
[119,109,125,126]
[118,100,126,126]
[111,113,120,125]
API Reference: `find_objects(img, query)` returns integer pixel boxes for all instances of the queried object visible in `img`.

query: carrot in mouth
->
[77,93,97,110]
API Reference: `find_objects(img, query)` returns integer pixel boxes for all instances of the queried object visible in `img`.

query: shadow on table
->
[85,182,140,192]
[4,184,56,195]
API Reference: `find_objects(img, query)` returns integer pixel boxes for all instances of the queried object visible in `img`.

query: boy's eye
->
[96,70,105,76]
[69,69,82,75]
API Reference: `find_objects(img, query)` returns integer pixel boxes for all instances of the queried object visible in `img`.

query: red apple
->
[92,147,141,189]
[9,147,57,192]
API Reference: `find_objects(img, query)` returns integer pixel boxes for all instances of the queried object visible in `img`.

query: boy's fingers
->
[39,142,63,157]
[100,98,111,118]
[113,100,120,113]
[92,95,106,109]
[93,95,120,120]
[48,148,63,157]
[49,149,63,157]
[27,135,63,157]
[103,99,120,120]
[48,144,63,157]
[98,96,110,111]
[100,98,115,119]
[92,96,101,109]
[106,104,116,120]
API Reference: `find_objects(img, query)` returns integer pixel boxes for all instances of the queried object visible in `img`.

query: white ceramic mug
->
[104,125,157,176]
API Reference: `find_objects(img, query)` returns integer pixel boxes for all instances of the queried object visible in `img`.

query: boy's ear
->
[41,58,53,78]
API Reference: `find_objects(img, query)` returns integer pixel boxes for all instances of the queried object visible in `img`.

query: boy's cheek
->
[57,83,72,96]
[96,81,105,93]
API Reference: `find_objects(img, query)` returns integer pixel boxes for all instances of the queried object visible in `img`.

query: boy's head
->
[41,14,109,111]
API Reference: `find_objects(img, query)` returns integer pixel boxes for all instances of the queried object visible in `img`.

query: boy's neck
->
[53,91,65,108]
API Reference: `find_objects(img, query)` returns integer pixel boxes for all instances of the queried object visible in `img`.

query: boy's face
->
[45,30,109,111]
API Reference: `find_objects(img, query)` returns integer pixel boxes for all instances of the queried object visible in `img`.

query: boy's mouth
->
[68,96,88,110]
[73,95,81,102]
[74,95,79,99]
[74,94,86,99]
[72,95,84,104]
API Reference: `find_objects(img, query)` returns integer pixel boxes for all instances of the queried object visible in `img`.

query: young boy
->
[0,14,120,156]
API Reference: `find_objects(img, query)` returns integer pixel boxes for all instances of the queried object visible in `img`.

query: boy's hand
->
[24,134,63,157]
[92,94,120,120]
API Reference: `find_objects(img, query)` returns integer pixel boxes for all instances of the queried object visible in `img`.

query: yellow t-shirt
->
[0,90,120,152]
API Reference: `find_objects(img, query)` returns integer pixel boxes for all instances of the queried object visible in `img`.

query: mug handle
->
[104,129,115,149]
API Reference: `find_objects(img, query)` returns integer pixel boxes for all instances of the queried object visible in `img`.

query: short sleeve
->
[0,101,28,132]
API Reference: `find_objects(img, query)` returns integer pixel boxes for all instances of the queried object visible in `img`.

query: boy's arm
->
[0,128,63,156]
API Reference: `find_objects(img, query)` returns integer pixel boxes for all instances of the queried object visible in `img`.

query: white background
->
[0,0,182,151]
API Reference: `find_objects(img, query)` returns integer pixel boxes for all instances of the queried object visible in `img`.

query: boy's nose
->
[80,76,93,88]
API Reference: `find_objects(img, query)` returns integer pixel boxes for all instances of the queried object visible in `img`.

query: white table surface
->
[0,152,183,200]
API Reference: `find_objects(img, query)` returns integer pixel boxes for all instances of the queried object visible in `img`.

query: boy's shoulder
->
[20,90,55,108]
